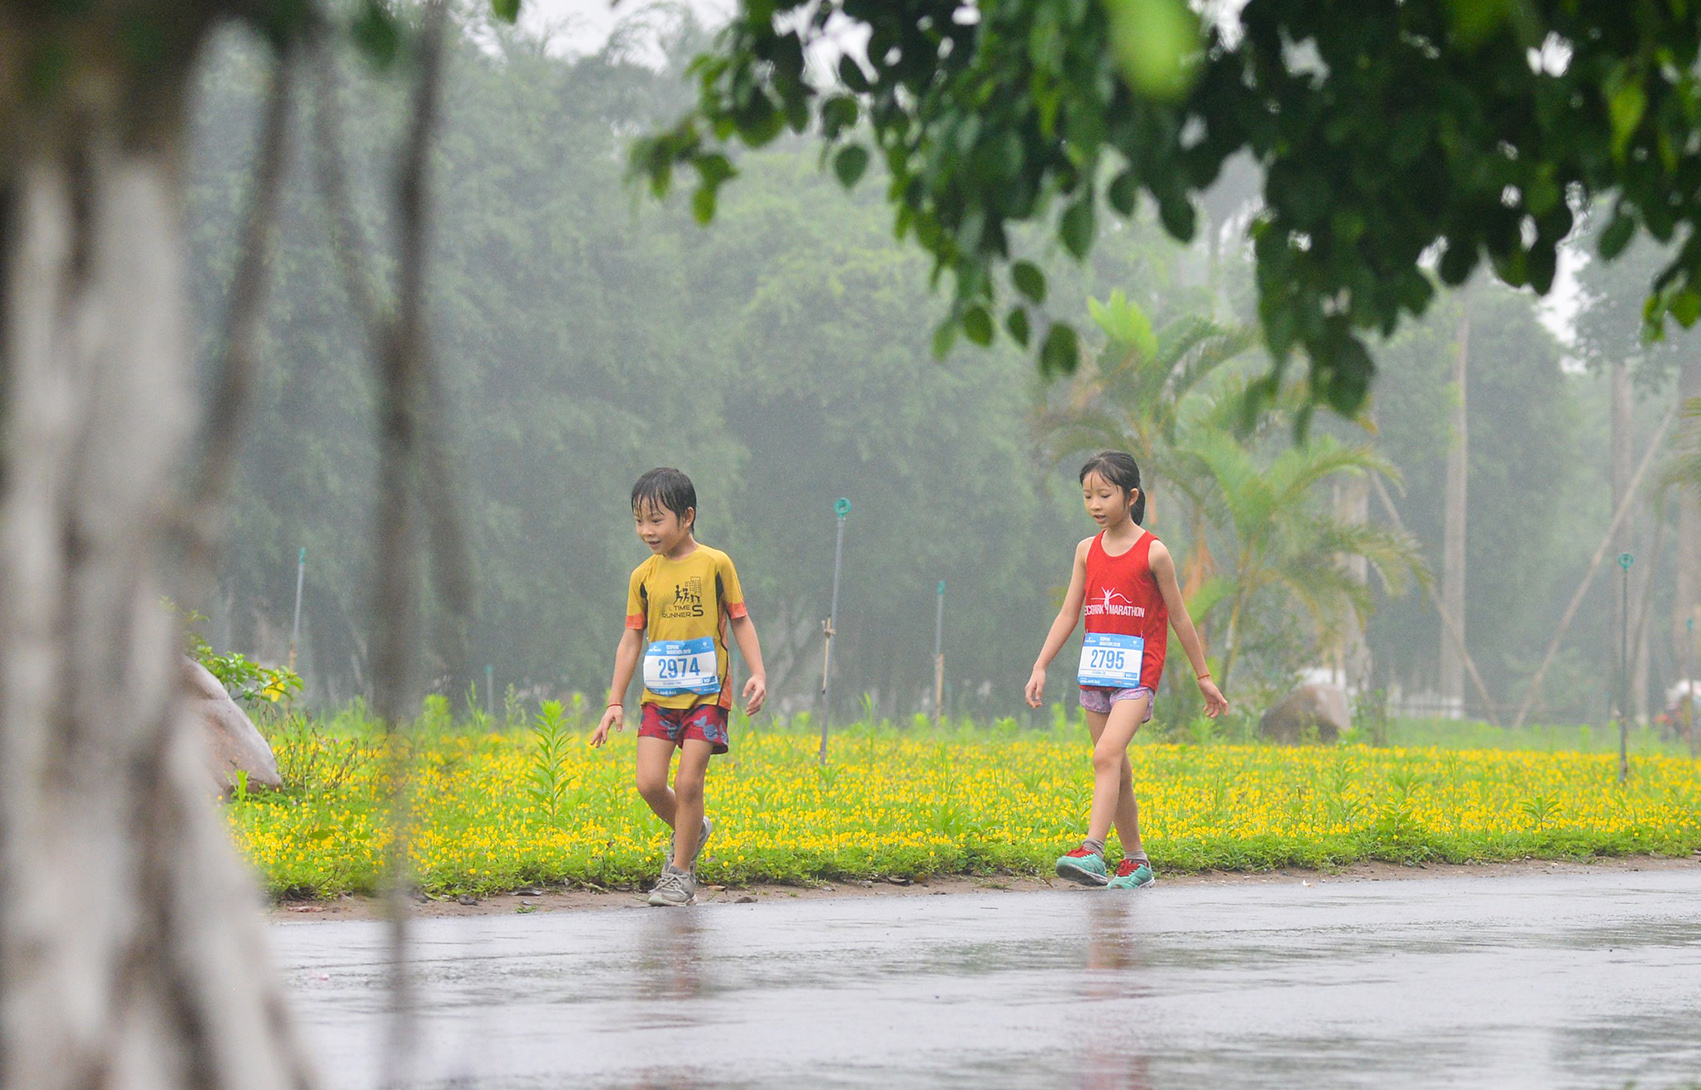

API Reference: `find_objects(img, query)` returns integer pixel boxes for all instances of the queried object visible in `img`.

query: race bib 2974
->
[643,637,721,696]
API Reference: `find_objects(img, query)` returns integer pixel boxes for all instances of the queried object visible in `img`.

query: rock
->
[183,658,283,794]
[1259,683,1351,745]
[732,893,757,904]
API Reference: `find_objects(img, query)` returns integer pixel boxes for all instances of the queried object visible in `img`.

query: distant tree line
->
[188,14,1663,725]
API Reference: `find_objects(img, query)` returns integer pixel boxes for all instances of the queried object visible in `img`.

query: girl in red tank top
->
[1025,451,1227,890]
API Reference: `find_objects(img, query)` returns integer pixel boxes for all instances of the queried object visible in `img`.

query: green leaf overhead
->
[1011,260,1047,304]
[1040,322,1080,377]
[832,144,870,188]
[349,0,401,68]
[631,1,1701,417]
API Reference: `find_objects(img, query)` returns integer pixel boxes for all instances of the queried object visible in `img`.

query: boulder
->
[183,658,283,793]
[1258,683,1351,745]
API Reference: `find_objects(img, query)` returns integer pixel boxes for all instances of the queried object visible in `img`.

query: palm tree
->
[1034,291,1256,600]
[1034,291,1257,521]
[1183,421,1427,690]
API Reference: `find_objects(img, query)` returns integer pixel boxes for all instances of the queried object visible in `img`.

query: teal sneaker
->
[1107,857,1155,889]
[1055,845,1109,887]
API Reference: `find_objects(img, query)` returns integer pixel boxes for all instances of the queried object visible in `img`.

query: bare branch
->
[309,34,387,334]
[369,5,453,1086]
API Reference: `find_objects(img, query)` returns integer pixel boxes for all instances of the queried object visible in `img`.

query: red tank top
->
[1082,530,1169,691]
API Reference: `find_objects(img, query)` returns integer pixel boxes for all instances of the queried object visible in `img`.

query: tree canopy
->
[177,15,1618,721]
[627,0,1701,419]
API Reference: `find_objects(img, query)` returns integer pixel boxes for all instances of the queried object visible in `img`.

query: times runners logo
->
[661,576,706,619]
[1084,588,1145,618]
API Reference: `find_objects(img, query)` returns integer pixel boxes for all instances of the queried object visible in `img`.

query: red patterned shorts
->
[638,702,730,755]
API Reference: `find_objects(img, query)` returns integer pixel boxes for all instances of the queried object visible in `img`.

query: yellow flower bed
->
[227,726,1701,897]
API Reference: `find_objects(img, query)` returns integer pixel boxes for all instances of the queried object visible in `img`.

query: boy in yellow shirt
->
[591,468,767,906]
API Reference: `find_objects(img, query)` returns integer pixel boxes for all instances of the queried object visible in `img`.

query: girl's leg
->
[1086,695,1151,846]
[1083,708,1141,854]
[669,738,715,872]
[635,736,679,827]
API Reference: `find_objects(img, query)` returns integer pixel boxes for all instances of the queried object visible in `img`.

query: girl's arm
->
[591,628,644,746]
[1025,539,1092,707]
[1149,540,1229,717]
[728,613,767,715]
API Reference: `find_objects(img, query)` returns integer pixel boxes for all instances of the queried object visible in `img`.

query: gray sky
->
[518,0,731,55]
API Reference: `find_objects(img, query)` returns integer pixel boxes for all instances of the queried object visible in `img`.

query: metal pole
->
[933,580,946,725]
[288,546,306,673]
[1689,616,1696,758]
[820,498,850,764]
[1618,552,1633,783]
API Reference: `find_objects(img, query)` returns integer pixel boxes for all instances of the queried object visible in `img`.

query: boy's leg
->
[669,738,714,873]
[635,736,679,828]
[1084,707,1142,856]
[1086,695,1150,846]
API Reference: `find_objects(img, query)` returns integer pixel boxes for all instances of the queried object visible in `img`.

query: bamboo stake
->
[1511,404,1677,730]
[1370,476,1497,720]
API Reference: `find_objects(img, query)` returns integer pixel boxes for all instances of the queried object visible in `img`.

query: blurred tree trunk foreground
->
[0,7,316,1088]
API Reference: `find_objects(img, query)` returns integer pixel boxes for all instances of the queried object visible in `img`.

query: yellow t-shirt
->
[625,544,748,710]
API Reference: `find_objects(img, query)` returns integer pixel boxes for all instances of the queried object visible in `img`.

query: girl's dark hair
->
[1079,450,1146,524]
[631,467,696,527]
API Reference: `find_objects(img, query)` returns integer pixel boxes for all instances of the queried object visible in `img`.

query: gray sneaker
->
[648,864,696,907]
[691,817,714,872]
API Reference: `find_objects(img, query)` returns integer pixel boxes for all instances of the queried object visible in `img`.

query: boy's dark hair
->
[1079,450,1146,525]
[631,467,696,527]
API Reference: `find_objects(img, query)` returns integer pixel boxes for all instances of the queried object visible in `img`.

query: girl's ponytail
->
[1079,450,1145,525]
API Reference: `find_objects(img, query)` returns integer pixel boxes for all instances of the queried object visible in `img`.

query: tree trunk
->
[1673,357,1701,689]
[1439,299,1469,716]
[1332,471,1371,691]
[1611,358,1634,724]
[0,97,314,1090]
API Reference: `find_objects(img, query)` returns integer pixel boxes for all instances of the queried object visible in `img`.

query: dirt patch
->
[267,853,1701,921]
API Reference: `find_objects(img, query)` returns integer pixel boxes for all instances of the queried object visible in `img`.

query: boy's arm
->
[591,628,644,747]
[1150,541,1228,717]
[728,614,767,715]
[1025,539,1091,707]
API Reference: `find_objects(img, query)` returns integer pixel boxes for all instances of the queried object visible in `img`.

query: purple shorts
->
[1079,686,1155,722]
[638,702,730,755]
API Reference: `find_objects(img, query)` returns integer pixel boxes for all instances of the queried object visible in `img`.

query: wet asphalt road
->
[272,869,1701,1089]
